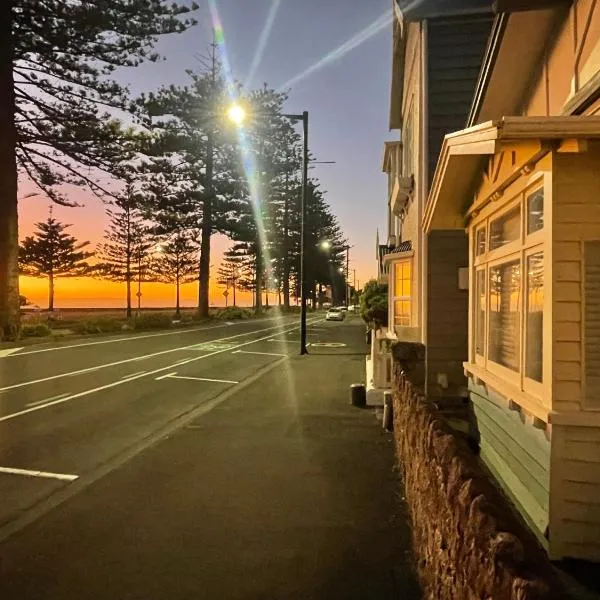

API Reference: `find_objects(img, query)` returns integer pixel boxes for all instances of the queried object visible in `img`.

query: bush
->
[73,317,125,335]
[21,323,51,337]
[132,312,173,330]
[360,279,388,330]
[214,307,252,320]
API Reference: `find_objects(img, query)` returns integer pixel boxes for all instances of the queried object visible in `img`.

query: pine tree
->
[216,250,247,308]
[96,185,154,318]
[152,231,198,317]
[138,42,243,319]
[1,0,197,339]
[19,215,93,311]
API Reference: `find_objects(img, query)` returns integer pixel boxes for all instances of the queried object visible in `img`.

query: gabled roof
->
[423,116,600,232]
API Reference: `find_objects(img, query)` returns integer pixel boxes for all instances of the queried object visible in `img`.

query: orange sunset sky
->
[18,186,368,310]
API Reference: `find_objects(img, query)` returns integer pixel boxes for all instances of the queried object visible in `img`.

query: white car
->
[326,307,345,321]
[347,305,356,313]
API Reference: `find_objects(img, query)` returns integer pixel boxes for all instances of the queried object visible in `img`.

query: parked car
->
[340,306,348,312]
[347,304,357,312]
[325,307,345,321]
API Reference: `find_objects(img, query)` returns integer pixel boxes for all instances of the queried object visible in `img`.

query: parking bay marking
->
[232,350,287,357]
[0,466,78,482]
[155,372,238,384]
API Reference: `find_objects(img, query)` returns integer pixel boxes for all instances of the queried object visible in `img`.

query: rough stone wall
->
[392,364,567,600]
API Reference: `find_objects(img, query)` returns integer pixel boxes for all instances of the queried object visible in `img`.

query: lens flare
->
[278,9,393,91]
[245,0,281,88]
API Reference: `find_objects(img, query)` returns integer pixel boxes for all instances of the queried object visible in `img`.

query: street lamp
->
[227,103,310,356]
[320,242,353,307]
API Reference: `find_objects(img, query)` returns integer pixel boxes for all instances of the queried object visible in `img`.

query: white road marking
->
[0,319,306,394]
[232,350,287,357]
[0,348,24,358]
[0,318,324,423]
[26,392,71,408]
[0,466,78,482]
[120,371,147,380]
[4,319,286,357]
[161,374,239,384]
[155,372,176,381]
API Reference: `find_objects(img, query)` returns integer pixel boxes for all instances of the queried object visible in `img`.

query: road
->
[0,314,320,530]
[0,313,421,599]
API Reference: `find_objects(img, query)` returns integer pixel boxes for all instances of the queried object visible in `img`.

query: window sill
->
[463,362,549,423]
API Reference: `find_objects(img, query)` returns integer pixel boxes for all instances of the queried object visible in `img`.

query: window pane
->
[403,261,411,296]
[394,262,403,296]
[394,260,411,297]
[475,270,486,355]
[488,260,521,371]
[490,205,520,250]
[527,189,544,234]
[476,228,486,256]
[526,252,544,382]
[394,300,411,327]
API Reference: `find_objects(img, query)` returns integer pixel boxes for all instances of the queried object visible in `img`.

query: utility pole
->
[299,111,309,355]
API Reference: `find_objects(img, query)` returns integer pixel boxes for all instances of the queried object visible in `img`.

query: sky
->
[19,0,394,309]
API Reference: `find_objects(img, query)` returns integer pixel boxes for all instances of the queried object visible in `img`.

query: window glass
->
[394,300,411,327]
[490,205,520,250]
[475,270,486,355]
[525,252,544,382]
[527,189,544,234]
[394,260,411,297]
[476,228,486,256]
[488,260,521,371]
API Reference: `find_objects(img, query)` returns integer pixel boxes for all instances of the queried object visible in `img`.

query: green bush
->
[21,323,52,337]
[360,279,388,330]
[73,318,125,335]
[214,307,252,320]
[132,312,173,330]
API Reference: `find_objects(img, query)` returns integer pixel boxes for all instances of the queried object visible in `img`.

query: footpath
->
[0,319,421,599]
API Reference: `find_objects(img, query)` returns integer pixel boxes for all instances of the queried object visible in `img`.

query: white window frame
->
[469,174,546,401]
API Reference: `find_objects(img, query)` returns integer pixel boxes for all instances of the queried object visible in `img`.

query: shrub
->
[73,318,125,335]
[132,312,173,330]
[214,307,252,320]
[360,279,388,330]
[21,323,51,337]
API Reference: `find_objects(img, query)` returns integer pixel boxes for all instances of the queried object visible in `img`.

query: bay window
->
[471,181,545,394]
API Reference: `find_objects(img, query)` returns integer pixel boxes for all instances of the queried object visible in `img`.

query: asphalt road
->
[0,314,326,529]
[0,313,421,599]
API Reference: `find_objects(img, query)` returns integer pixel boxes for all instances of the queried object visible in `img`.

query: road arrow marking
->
[0,348,24,358]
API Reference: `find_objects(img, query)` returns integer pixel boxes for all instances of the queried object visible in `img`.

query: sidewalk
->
[0,323,421,599]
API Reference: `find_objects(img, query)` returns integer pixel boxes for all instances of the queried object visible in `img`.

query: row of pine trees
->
[3,4,347,335]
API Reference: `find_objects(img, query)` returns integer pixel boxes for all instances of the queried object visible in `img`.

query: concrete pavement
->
[0,315,421,599]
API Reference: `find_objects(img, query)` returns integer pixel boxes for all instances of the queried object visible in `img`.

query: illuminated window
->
[471,183,544,391]
[393,260,412,327]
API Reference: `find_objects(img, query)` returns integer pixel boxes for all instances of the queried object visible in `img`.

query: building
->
[381,0,600,561]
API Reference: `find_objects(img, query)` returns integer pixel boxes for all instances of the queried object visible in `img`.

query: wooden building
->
[381,0,600,560]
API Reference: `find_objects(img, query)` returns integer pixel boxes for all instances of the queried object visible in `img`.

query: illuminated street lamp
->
[226,103,246,126]
[226,101,310,355]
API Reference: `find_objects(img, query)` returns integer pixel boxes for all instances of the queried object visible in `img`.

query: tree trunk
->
[137,253,142,314]
[282,168,290,308]
[48,271,54,312]
[126,204,132,319]
[254,240,262,313]
[175,265,181,318]
[198,132,213,318]
[0,3,20,340]
[233,281,236,307]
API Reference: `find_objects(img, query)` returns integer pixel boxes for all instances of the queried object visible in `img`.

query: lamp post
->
[227,104,309,355]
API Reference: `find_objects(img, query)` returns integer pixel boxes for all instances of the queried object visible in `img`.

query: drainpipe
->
[420,20,429,395]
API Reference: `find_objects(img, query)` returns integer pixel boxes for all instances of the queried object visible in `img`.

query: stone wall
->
[392,363,568,599]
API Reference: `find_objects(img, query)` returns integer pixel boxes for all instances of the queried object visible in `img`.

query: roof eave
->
[424,116,600,233]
